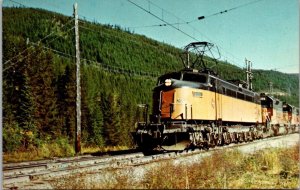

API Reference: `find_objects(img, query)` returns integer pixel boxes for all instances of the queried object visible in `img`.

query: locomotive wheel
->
[233,132,238,143]
[204,133,211,149]
[248,132,253,142]
[217,134,223,146]
[291,125,296,132]
[209,133,216,148]
[213,133,220,146]
[223,132,230,145]
[238,132,244,142]
[271,125,279,136]
[285,125,289,134]
[227,132,232,144]
[253,131,258,140]
[244,132,248,142]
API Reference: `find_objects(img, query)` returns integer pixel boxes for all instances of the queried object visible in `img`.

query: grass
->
[3,143,130,163]
[3,142,75,163]
[140,144,300,189]
[81,145,129,154]
[50,143,299,189]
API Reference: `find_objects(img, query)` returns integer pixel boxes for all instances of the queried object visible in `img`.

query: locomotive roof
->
[158,69,256,96]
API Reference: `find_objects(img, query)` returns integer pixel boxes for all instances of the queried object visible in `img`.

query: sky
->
[3,0,299,73]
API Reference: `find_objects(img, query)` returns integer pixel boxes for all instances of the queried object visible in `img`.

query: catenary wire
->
[127,0,199,42]
[128,0,245,68]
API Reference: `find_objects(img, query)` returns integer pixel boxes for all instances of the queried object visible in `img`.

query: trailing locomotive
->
[261,94,299,135]
[133,42,299,151]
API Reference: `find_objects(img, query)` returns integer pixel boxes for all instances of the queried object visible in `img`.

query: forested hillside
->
[3,7,299,154]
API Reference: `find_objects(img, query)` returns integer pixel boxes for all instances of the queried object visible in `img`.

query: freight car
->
[133,42,299,151]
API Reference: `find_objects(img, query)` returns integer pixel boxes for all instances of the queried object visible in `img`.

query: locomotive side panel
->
[220,92,262,123]
[283,104,292,125]
[164,87,262,124]
[261,95,285,126]
[274,101,284,126]
[163,88,216,121]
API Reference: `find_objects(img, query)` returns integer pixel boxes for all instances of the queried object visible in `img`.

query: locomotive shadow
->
[89,149,141,157]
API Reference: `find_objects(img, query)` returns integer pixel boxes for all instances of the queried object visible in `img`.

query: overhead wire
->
[129,0,263,28]
[203,0,264,20]
[5,32,159,79]
[127,0,246,68]
[6,0,26,7]
[128,20,197,29]
[146,0,248,68]
[127,0,198,42]
[169,0,249,68]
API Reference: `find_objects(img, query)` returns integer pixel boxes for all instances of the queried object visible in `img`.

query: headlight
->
[165,79,172,86]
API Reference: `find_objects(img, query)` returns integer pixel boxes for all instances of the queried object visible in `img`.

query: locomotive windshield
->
[157,72,181,85]
[182,73,207,83]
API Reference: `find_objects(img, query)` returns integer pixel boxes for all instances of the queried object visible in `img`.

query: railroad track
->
[3,153,144,186]
[3,133,299,189]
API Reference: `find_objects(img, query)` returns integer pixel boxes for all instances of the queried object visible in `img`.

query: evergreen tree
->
[102,92,121,146]
[3,53,35,150]
[89,103,104,146]
[119,102,135,146]
[64,65,77,141]
[56,64,76,141]
[24,46,60,138]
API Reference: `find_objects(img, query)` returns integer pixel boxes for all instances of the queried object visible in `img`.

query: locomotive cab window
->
[245,95,254,102]
[157,72,181,85]
[182,73,207,83]
[237,92,245,100]
[210,78,216,86]
[226,89,236,98]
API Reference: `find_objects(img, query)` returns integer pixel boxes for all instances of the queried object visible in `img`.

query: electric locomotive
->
[133,42,298,151]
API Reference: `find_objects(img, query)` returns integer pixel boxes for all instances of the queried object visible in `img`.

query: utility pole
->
[74,2,81,154]
[269,82,273,95]
[249,60,253,91]
[245,58,249,89]
[245,58,253,90]
[186,50,190,68]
